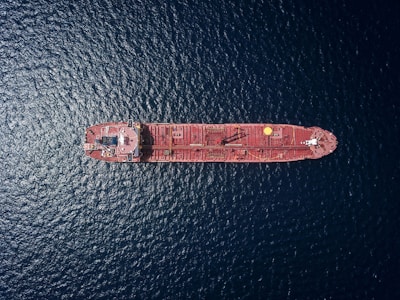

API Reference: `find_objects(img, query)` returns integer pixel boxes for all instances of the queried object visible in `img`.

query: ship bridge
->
[84,121,142,162]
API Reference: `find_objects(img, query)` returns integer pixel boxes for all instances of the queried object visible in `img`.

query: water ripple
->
[1,0,399,299]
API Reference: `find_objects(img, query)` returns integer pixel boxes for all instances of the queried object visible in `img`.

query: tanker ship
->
[84,121,337,163]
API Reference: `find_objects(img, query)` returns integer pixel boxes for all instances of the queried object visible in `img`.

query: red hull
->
[84,122,337,163]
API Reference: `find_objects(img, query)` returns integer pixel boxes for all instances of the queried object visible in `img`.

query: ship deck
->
[140,123,313,162]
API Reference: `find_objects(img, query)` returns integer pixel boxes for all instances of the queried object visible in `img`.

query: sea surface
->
[1,0,399,299]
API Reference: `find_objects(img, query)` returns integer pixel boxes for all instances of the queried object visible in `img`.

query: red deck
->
[84,122,337,163]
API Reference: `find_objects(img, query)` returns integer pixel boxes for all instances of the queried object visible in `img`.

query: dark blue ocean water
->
[1,0,400,299]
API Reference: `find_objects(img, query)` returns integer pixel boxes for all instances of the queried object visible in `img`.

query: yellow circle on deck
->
[263,126,273,135]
